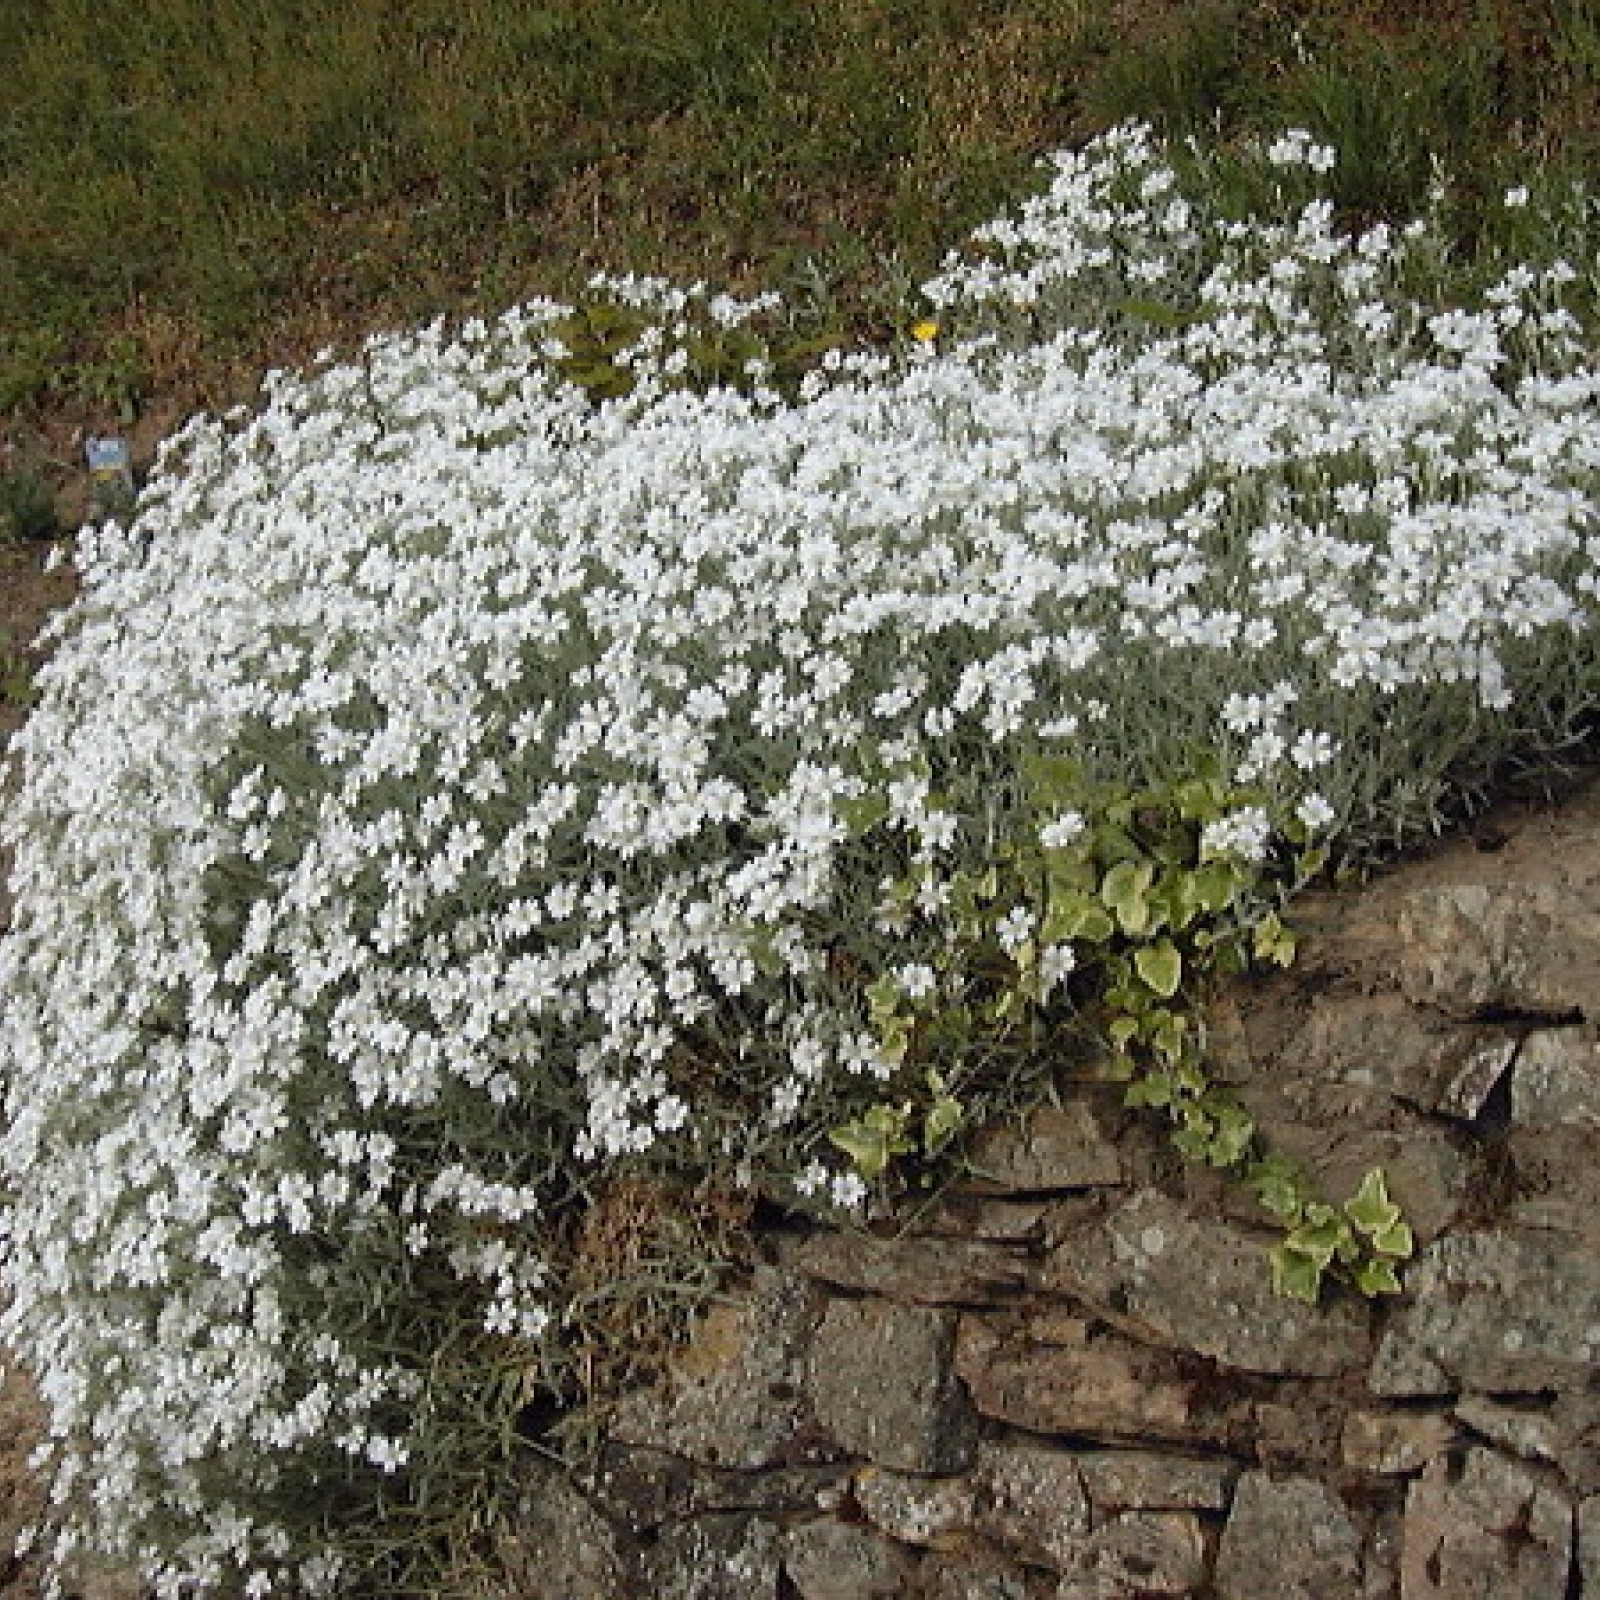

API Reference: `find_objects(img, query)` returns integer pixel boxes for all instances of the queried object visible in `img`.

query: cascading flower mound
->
[2,124,1598,1594]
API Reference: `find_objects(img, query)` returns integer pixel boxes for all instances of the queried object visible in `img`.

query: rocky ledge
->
[513,773,1600,1599]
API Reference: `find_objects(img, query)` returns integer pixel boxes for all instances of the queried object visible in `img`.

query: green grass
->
[3,0,1598,457]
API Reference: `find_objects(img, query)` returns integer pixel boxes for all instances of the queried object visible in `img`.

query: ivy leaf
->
[1271,1243,1325,1304]
[1371,1220,1415,1259]
[1253,912,1297,967]
[865,974,902,1023]
[1343,1169,1401,1238]
[1042,890,1114,945]
[1204,1101,1254,1168]
[1102,859,1156,936]
[1124,1071,1173,1109]
[828,1120,893,1178]
[1134,938,1182,998]
[1354,1257,1404,1296]
[924,1092,964,1155]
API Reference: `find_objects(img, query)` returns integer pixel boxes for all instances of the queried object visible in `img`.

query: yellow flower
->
[910,319,939,344]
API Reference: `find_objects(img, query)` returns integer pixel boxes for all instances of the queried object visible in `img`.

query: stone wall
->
[518,777,1600,1599]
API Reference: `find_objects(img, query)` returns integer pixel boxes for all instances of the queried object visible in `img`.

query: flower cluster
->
[2,126,1598,1592]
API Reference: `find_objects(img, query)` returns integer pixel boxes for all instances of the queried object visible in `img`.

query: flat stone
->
[580,1442,693,1534]
[645,1514,784,1600]
[1074,1449,1236,1513]
[1397,881,1600,1017]
[1054,1512,1208,1599]
[689,1463,850,1518]
[961,1100,1124,1191]
[1212,1472,1363,1599]
[783,1519,914,1599]
[808,1298,975,1473]
[1370,1229,1600,1395]
[1579,1495,1600,1594]
[974,1440,1091,1569]
[922,1553,1035,1600]
[953,1314,1204,1447]
[912,1194,1054,1242]
[606,1268,829,1469]
[1340,1410,1457,1475]
[1512,1026,1600,1127]
[780,1229,1034,1306]
[1289,995,1519,1121]
[1400,1448,1573,1599]
[853,1467,975,1549]
[1453,1398,1563,1466]
[1044,1189,1371,1377]
[506,1463,636,1599]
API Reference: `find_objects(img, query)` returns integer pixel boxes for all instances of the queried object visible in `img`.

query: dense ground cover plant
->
[2,124,1599,1594]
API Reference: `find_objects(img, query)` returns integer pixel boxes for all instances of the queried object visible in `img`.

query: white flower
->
[1040,811,1087,849]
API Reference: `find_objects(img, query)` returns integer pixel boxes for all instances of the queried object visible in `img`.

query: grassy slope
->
[2,0,1597,503]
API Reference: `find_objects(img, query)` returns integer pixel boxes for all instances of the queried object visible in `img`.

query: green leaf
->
[1134,938,1183,998]
[1042,890,1115,945]
[865,974,902,1022]
[828,1121,893,1178]
[1371,1220,1415,1259]
[924,1093,964,1155]
[876,1016,911,1067]
[1253,912,1297,967]
[1124,1071,1173,1109]
[1108,1016,1140,1052]
[1190,859,1245,914]
[839,791,890,837]
[1354,1257,1404,1296]
[1271,1243,1325,1304]
[1284,1216,1348,1270]
[1204,1102,1255,1168]
[1343,1170,1402,1237]
[1247,1155,1307,1222]
[1102,859,1156,935]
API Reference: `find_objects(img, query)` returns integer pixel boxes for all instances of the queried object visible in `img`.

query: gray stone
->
[1305,995,1520,1121]
[1400,1448,1573,1599]
[922,1553,1036,1600]
[1579,1495,1600,1594]
[781,1229,1034,1306]
[606,1268,828,1468]
[1074,1449,1236,1514]
[953,1314,1206,1447]
[808,1298,975,1473]
[1513,1026,1600,1127]
[1045,1189,1371,1377]
[783,1519,914,1599]
[580,1442,693,1533]
[645,1514,784,1600]
[506,1464,636,1599]
[962,1101,1124,1191]
[1055,1513,1207,1599]
[1213,1472,1363,1600]
[1453,1398,1562,1466]
[854,1466,976,1548]
[975,1441,1091,1569]
[1341,1410,1458,1475]
[914,1194,1055,1242]
[1370,1229,1600,1395]
[1397,881,1600,1017]
[689,1463,850,1518]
